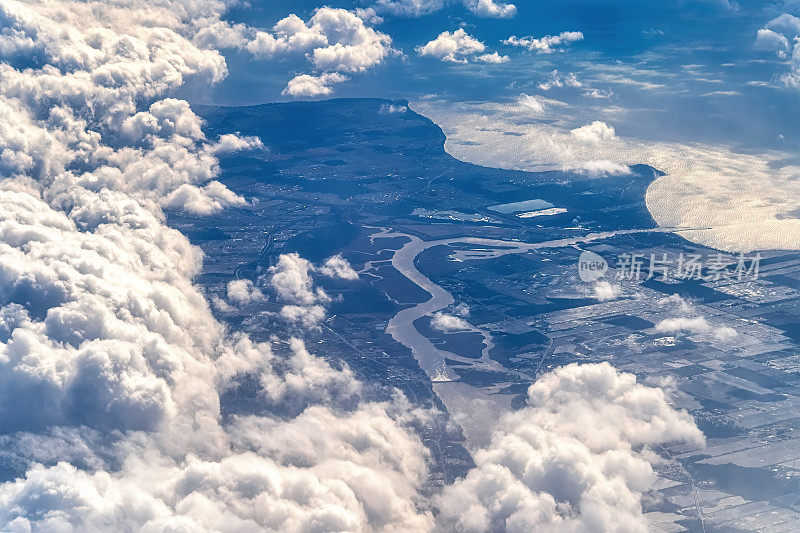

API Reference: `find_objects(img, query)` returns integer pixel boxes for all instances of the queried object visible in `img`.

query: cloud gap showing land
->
[0,1,702,530]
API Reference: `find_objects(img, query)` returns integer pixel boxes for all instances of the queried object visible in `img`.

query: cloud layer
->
[0,1,432,530]
[0,1,704,530]
[413,97,800,252]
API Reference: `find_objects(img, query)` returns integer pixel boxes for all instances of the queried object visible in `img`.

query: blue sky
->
[191,0,800,154]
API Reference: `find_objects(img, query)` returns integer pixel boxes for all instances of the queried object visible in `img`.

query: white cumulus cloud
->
[318,254,359,280]
[504,31,584,53]
[437,362,703,532]
[417,28,486,63]
[571,121,616,145]
[226,279,266,306]
[196,7,393,98]
[268,253,331,306]
[463,0,517,18]
[282,72,348,98]
[477,51,510,63]
[754,28,790,52]
[754,12,800,87]
[430,312,471,332]
[266,253,359,327]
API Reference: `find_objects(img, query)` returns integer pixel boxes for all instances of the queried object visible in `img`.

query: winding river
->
[372,226,677,447]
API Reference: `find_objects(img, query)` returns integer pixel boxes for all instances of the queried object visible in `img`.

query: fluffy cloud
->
[769,12,800,36]
[303,9,392,72]
[318,253,359,280]
[256,337,362,408]
[784,40,800,88]
[504,31,584,53]
[267,254,330,327]
[355,7,384,25]
[754,12,800,87]
[430,312,471,332]
[268,253,331,306]
[417,28,485,63]
[266,253,358,327]
[0,1,433,530]
[416,28,509,64]
[279,304,328,329]
[571,121,616,145]
[0,401,434,531]
[196,7,392,97]
[437,363,703,532]
[226,279,266,306]
[713,326,738,341]
[208,7,394,72]
[380,103,409,114]
[754,28,790,52]
[463,0,517,18]
[657,293,693,313]
[582,87,614,99]
[282,72,348,98]
[477,51,510,63]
